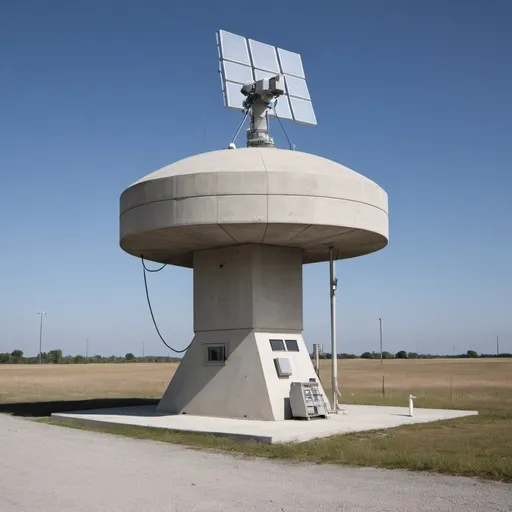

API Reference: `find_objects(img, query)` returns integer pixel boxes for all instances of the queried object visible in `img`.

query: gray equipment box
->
[289,381,329,419]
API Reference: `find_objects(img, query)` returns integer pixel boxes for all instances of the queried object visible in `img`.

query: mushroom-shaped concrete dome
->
[120,148,388,267]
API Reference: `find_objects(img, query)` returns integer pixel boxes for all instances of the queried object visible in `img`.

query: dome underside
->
[120,222,388,267]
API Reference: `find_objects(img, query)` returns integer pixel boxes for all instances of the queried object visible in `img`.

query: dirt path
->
[1,414,510,512]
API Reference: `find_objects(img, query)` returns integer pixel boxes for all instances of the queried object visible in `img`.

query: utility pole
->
[37,312,46,364]
[85,337,89,358]
[329,247,339,413]
[142,341,145,358]
[379,317,383,365]
[497,336,500,356]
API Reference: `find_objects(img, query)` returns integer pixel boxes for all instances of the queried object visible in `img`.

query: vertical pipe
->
[408,395,414,417]
[329,247,338,413]
[497,336,499,356]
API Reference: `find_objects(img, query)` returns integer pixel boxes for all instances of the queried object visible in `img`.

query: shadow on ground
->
[0,398,159,417]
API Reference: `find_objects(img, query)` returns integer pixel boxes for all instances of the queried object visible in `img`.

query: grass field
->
[1,359,511,480]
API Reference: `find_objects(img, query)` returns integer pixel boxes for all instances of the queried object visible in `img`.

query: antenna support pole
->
[241,75,284,148]
[246,100,273,147]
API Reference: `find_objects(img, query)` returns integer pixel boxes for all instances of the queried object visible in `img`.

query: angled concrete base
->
[157,244,329,421]
[51,404,478,445]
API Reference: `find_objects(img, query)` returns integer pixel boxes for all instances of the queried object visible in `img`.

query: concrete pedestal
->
[157,244,328,420]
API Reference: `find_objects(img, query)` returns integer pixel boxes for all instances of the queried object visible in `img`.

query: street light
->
[37,312,46,364]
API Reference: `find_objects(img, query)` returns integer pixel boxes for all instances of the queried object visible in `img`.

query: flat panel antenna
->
[217,29,317,148]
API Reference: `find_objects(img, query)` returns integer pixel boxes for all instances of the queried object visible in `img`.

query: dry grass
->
[0,363,178,404]
[321,358,512,414]
[2,359,512,480]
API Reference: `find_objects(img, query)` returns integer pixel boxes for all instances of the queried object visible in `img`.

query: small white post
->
[408,395,416,417]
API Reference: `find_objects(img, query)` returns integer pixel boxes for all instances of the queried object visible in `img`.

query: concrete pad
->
[51,405,478,445]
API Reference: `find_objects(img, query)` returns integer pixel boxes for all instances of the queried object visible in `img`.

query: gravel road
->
[1,414,510,511]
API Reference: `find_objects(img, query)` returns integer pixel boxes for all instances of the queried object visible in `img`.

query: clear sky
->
[1,0,511,358]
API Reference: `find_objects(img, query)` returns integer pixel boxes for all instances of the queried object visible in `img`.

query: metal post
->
[379,317,383,365]
[329,247,338,413]
[142,341,145,358]
[37,312,46,364]
[86,337,89,358]
[313,344,320,376]
[497,336,499,356]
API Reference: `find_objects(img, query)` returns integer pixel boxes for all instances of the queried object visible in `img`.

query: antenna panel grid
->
[216,29,317,125]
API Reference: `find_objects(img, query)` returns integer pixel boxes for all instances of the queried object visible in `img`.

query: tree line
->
[0,348,510,365]
[0,350,181,364]
[317,349,511,359]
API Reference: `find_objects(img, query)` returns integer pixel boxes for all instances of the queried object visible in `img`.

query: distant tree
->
[49,349,62,364]
[382,351,393,359]
[0,353,10,364]
[125,353,135,361]
[73,355,85,364]
[467,350,478,358]
[338,353,358,359]
[361,352,373,359]
[396,350,407,359]
[11,349,23,359]
[407,352,419,359]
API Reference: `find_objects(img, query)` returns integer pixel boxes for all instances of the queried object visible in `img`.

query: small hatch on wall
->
[203,343,227,366]
[274,357,292,378]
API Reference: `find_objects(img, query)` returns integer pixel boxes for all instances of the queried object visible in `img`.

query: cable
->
[272,99,294,150]
[230,109,249,147]
[142,259,167,272]
[141,256,192,353]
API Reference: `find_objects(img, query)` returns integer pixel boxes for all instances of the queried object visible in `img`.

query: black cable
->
[142,259,167,272]
[273,99,294,150]
[141,256,192,353]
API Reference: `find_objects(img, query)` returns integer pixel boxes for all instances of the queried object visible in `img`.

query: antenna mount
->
[241,75,284,148]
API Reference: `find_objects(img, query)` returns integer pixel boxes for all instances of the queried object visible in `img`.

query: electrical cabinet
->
[289,381,329,419]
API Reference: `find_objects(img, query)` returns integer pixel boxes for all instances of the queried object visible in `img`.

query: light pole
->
[379,317,383,365]
[497,336,500,357]
[38,312,46,364]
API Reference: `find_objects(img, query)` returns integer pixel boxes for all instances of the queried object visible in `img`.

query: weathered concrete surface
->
[2,414,510,512]
[119,148,389,266]
[53,404,478,444]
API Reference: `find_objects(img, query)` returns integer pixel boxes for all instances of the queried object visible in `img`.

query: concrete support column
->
[193,244,303,333]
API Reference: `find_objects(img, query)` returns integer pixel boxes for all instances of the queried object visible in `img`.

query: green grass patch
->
[41,412,512,482]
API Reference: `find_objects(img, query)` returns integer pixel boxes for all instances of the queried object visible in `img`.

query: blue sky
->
[1,0,510,357]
